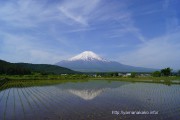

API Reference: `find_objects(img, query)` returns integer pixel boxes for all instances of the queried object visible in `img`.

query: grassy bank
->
[1,74,180,80]
[0,79,89,91]
[92,76,180,81]
[0,75,180,91]
[0,74,89,80]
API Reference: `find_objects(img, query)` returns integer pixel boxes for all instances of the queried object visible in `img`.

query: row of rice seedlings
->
[18,81,41,119]
[32,86,60,111]
[79,94,113,119]
[4,88,16,120]
[24,87,44,119]
[0,82,10,103]
[36,86,75,119]
[32,86,69,119]
[35,83,112,119]
[42,86,73,105]
[26,86,50,113]
[38,86,67,104]
[107,86,161,119]
[142,87,159,110]
[45,90,77,119]
[41,86,83,119]
[31,86,58,114]
[62,88,114,119]
[0,82,24,119]
[35,86,82,119]
[3,88,11,120]
[60,91,93,118]
[28,86,61,119]
[64,94,102,119]
[31,86,75,119]
[13,87,16,120]
[0,87,7,119]
[12,87,25,120]
[17,86,26,120]
[138,85,167,113]
[154,87,179,119]
[20,87,37,119]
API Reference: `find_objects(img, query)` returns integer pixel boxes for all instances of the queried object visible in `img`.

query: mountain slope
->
[17,63,77,74]
[0,60,31,75]
[56,51,157,72]
[0,59,77,75]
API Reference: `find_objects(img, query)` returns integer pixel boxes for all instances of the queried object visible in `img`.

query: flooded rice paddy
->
[0,80,180,120]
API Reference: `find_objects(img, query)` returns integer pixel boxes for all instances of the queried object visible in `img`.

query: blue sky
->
[0,0,180,70]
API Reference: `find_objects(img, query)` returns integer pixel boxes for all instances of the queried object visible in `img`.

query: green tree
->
[161,67,172,76]
[177,70,180,76]
[152,71,161,77]
[130,72,136,78]
[113,72,118,77]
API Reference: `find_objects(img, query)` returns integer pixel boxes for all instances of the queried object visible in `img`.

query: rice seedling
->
[27,87,50,113]
[17,87,26,119]
[13,88,16,120]
[3,88,11,120]
[20,87,37,118]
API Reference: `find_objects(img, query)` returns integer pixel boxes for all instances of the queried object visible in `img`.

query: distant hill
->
[17,63,77,74]
[0,60,31,75]
[0,59,77,75]
[56,51,157,72]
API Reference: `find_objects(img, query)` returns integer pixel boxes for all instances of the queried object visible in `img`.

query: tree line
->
[152,67,175,77]
[0,59,77,75]
[0,61,31,75]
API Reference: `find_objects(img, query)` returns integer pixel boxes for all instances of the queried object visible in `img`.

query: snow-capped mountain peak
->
[68,51,107,61]
[56,51,156,72]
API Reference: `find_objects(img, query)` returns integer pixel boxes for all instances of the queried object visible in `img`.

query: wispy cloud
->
[58,0,101,26]
[0,0,81,63]
[0,0,47,27]
[0,31,71,64]
[118,31,180,70]
[63,27,95,33]
[163,0,170,9]
[0,0,179,70]
[109,13,146,43]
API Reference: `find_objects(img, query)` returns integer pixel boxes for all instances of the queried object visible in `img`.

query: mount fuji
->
[56,51,156,72]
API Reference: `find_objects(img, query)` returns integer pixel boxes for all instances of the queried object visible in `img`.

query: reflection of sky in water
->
[0,80,180,120]
[54,80,129,100]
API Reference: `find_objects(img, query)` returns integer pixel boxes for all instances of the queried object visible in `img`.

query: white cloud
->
[0,32,71,64]
[58,0,101,26]
[62,27,95,33]
[163,0,170,9]
[0,0,69,28]
[29,50,63,64]
[109,14,146,43]
[119,31,180,70]
[0,0,42,27]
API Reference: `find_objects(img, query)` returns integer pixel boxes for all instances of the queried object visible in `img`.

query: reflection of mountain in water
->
[55,80,129,100]
[68,89,106,100]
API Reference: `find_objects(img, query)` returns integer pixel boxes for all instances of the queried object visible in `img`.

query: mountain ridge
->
[0,59,77,75]
[56,51,157,72]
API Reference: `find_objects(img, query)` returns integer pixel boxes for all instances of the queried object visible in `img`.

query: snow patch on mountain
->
[68,51,108,62]
[56,50,156,72]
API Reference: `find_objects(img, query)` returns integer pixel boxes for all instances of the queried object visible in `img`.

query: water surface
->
[0,80,180,120]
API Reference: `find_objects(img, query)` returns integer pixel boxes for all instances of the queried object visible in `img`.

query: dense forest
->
[0,59,77,75]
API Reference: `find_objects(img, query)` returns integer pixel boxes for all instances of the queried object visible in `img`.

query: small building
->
[118,73,123,76]
[140,73,151,77]
[124,73,131,77]
[61,74,67,76]
[93,74,97,77]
